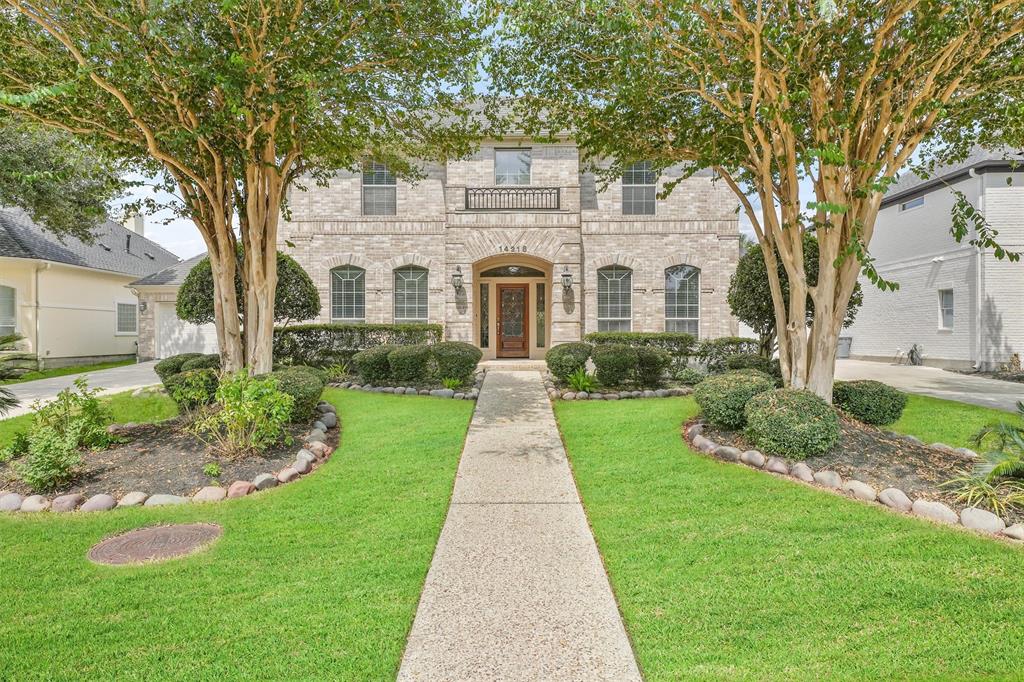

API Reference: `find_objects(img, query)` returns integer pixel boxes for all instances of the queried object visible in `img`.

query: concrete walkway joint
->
[398,370,641,682]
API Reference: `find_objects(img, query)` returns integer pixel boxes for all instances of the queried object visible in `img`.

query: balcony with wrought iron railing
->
[464,186,561,211]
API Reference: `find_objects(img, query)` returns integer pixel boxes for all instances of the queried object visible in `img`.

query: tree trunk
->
[207,241,245,372]
[239,162,283,376]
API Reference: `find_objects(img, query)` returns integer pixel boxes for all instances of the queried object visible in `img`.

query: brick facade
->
[280,139,740,360]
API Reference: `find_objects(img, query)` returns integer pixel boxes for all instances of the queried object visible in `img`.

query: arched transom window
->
[665,265,700,336]
[330,266,365,322]
[597,266,632,332]
[394,266,428,323]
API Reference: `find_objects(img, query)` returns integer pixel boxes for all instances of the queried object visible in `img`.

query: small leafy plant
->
[441,377,463,391]
[325,361,352,383]
[566,367,595,393]
[0,431,29,464]
[192,370,293,460]
[203,462,222,479]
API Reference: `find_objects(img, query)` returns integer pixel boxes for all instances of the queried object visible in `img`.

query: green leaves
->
[951,188,1021,262]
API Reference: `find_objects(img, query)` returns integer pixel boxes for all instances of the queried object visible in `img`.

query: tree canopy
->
[177,247,320,328]
[729,233,863,358]
[490,0,1024,398]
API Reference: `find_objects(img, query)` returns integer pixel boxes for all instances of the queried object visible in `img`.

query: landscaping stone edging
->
[0,401,341,515]
[684,420,1024,543]
[329,369,484,400]
[543,372,693,401]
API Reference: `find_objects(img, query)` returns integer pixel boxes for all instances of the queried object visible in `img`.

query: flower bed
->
[0,401,340,514]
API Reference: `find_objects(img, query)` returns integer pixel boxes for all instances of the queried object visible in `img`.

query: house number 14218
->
[498,245,527,253]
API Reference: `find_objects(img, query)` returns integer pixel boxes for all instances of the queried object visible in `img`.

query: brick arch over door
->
[460,230,565,265]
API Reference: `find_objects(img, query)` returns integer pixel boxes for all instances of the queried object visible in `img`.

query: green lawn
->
[0,390,179,449]
[0,389,473,680]
[888,394,1017,449]
[556,397,1024,681]
[0,358,135,385]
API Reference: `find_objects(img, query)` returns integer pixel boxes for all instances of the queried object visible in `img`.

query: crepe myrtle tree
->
[729,232,863,359]
[0,0,484,374]
[490,0,1024,400]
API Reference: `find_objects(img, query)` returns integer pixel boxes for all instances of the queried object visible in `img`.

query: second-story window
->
[622,161,656,215]
[495,149,532,185]
[362,161,396,215]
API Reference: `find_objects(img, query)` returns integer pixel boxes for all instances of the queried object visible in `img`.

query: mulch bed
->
[947,368,1024,385]
[0,418,338,499]
[701,418,983,514]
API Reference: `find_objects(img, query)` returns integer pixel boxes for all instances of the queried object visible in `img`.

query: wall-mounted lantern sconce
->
[139,301,148,313]
[451,265,464,291]
[561,268,574,290]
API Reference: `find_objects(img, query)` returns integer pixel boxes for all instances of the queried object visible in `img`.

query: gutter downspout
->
[969,168,984,370]
[34,261,50,371]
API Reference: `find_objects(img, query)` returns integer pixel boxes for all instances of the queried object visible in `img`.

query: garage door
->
[155,301,219,358]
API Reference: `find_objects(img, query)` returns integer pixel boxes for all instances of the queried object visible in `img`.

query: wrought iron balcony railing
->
[464,186,561,211]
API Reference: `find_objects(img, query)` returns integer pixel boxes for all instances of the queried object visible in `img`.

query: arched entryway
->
[473,255,552,360]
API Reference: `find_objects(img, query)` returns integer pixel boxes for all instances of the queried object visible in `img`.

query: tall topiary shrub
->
[693,370,775,429]
[745,389,841,457]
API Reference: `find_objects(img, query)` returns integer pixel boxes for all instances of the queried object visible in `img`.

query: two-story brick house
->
[278,136,740,360]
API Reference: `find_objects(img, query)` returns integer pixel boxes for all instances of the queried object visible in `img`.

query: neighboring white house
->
[0,208,180,368]
[845,147,1024,370]
[131,254,220,361]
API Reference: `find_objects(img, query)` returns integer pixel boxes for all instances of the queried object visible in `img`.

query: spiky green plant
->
[0,333,24,417]
[941,475,1024,517]
[972,401,1024,481]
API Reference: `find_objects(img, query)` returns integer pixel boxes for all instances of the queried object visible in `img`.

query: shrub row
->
[273,323,443,368]
[584,331,696,365]
[545,343,593,383]
[351,341,481,387]
[546,342,671,388]
[694,336,760,373]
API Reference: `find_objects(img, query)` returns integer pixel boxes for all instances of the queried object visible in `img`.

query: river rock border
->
[0,401,341,515]
[329,368,484,400]
[684,421,1024,543]
[543,371,693,401]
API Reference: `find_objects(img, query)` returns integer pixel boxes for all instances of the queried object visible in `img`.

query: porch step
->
[479,359,548,372]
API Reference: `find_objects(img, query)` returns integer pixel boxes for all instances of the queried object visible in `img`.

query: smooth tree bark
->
[1,0,484,373]
[491,0,1024,399]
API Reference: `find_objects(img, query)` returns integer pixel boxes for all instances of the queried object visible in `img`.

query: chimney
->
[124,213,145,237]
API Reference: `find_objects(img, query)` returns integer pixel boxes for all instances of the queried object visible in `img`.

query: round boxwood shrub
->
[545,343,593,383]
[725,353,774,375]
[635,346,672,388]
[592,344,637,387]
[833,380,908,425]
[745,388,841,457]
[387,344,433,385]
[154,353,204,382]
[180,353,221,372]
[269,366,326,423]
[163,368,219,410]
[433,341,482,385]
[693,370,775,429]
[352,344,395,385]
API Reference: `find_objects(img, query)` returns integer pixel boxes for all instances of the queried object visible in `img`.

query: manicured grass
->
[556,398,1024,680]
[0,389,473,679]
[0,358,135,385]
[0,390,179,449]
[889,394,1016,449]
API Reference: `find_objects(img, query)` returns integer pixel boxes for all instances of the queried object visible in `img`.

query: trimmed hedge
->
[154,353,204,382]
[433,341,482,385]
[745,388,841,457]
[833,380,908,425]
[674,366,707,386]
[635,347,672,388]
[163,368,219,410]
[352,344,396,385]
[592,344,637,386]
[695,336,760,372]
[584,331,696,365]
[724,353,775,375]
[180,354,221,372]
[546,343,593,383]
[269,366,327,423]
[388,344,433,384]
[693,370,775,429]
[273,323,443,367]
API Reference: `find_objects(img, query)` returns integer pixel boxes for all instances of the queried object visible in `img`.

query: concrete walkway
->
[3,361,160,419]
[836,359,1023,413]
[398,370,641,681]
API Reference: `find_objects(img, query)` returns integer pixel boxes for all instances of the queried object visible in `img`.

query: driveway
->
[835,359,1023,413]
[3,361,161,419]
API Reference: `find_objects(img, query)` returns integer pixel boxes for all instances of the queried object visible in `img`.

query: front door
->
[497,284,529,358]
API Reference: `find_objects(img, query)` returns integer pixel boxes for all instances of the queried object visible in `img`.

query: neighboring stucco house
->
[0,208,180,368]
[844,147,1024,370]
[131,254,219,361]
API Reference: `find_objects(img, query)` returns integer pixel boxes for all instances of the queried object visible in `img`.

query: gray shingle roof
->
[131,253,205,287]
[883,146,1024,206]
[0,207,181,277]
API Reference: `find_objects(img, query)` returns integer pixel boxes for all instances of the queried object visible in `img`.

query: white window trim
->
[115,300,139,335]
[0,283,17,337]
[665,265,700,336]
[937,288,954,331]
[393,266,429,324]
[361,161,397,216]
[596,266,633,332]
[622,161,657,216]
[330,266,367,323]
[494,148,533,186]
[899,196,925,212]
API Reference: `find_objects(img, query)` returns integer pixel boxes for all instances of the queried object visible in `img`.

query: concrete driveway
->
[2,361,161,419]
[835,359,1023,413]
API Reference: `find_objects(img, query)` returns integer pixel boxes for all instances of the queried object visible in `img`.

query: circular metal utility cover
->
[88,523,223,565]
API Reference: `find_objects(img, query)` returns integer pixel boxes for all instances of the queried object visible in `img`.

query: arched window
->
[597,266,632,332]
[330,266,365,322]
[665,265,700,335]
[0,285,15,337]
[394,266,428,323]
